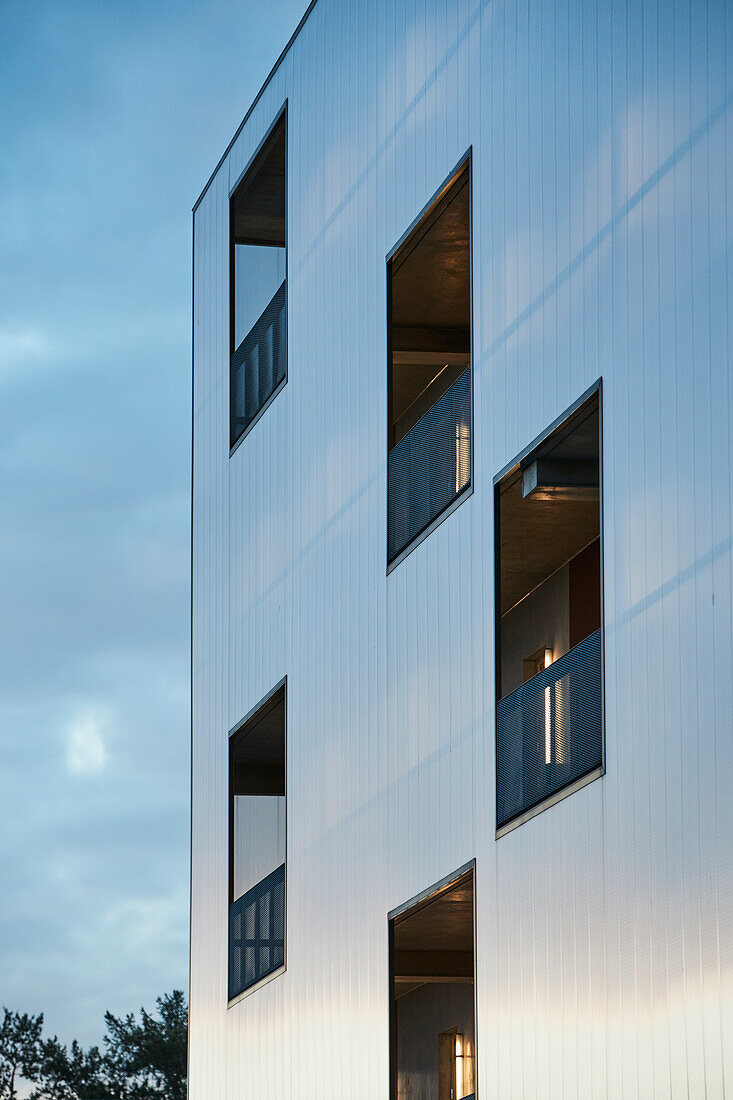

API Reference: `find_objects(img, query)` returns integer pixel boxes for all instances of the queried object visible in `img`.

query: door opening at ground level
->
[390,868,476,1100]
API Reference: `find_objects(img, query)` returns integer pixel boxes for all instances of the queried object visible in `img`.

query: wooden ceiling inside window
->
[232,116,286,248]
[392,872,474,996]
[498,400,600,615]
[390,165,471,436]
[391,167,470,347]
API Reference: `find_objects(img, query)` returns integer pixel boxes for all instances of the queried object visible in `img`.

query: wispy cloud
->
[0,327,55,381]
[65,708,108,776]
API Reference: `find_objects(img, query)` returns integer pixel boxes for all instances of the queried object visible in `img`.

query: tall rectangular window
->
[387,158,472,565]
[230,109,287,450]
[389,868,476,1100]
[228,682,286,1000]
[494,389,603,831]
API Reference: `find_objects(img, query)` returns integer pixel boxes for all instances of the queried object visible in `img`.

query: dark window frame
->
[227,677,287,1004]
[493,380,606,837]
[229,102,288,456]
[386,149,474,572]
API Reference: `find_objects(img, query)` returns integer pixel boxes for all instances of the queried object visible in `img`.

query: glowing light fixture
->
[455,420,470,493]
[543,647,553,764]
[455,1032,464,1099]
[521,456,599,500]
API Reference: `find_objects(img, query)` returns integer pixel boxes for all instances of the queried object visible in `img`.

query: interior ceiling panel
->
[499,402,600,614]
[231,692,285,766]
[393,877,474,955]
[232,122,286,247]
[500,477,600,614]
[391,172,470,335]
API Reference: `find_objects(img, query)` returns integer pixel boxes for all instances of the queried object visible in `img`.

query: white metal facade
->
[191,1,733,1095]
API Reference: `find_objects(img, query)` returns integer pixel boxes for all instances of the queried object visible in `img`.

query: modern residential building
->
[190,2,733,1096]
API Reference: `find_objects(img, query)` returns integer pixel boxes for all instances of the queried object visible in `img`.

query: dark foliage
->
[102,991,187,1100]
[0,1009,44,1100]
[0,993,186,1100]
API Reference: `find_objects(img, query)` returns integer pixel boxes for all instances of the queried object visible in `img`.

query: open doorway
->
[389,867,476,1100]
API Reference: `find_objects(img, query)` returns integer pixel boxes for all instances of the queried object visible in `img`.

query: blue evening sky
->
[0,0,305,1047]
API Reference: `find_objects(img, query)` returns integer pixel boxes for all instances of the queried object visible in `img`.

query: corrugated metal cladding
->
[191,0,733,1096]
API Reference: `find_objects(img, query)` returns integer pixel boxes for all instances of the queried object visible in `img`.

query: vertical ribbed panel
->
[192,1,733,1097]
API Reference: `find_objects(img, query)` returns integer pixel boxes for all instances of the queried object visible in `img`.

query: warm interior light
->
[455,420,470,493]
[544,648,553,764]
[455,1033,464,1098]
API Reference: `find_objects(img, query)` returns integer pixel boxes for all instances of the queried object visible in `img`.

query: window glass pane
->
[233,244,286,352]
[233,793,285,901]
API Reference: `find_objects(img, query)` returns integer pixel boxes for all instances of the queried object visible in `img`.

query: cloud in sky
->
[0,327,55,382]
[0,0,305,1048]
[65,708,108,776]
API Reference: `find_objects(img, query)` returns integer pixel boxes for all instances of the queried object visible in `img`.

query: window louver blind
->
[496,629,603,828]
[388,366,471,562]
[230,279,286,448]
[228,862,285,999]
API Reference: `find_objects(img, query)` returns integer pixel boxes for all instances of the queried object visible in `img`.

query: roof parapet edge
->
[192,0,318,214]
